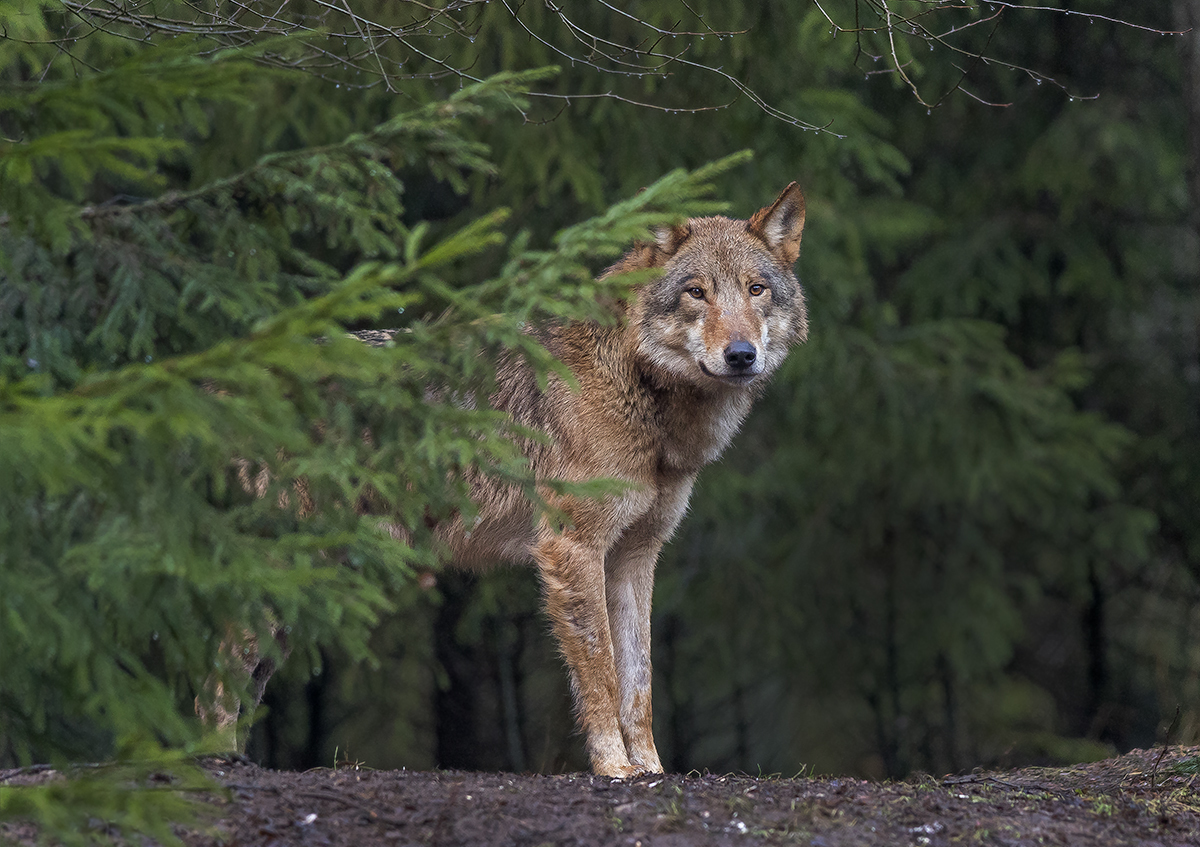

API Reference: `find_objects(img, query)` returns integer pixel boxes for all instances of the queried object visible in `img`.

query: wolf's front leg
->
[604,532,665,775]
[535,528,637,777]
[604,478,695,774]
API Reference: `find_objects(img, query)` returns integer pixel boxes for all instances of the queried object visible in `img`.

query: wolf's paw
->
[600,761,662,780]
[594,758,643,779]
[630,751,664,776]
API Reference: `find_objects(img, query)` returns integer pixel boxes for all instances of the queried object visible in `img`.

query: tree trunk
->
[1085,561,1110,741]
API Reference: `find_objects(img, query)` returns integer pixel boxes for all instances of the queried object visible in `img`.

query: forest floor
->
[5,746,1200,845]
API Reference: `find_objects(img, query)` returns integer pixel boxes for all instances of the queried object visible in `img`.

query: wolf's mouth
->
[698,362,758,385]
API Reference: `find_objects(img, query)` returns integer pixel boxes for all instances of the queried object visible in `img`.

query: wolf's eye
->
[686,286,705,300]
[748,283,766,296]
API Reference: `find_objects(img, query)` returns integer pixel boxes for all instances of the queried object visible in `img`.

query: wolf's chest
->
[651,390,753,476]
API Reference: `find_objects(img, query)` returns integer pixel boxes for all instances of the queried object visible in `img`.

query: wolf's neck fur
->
[510,320,755,484]
[607,321,754,477]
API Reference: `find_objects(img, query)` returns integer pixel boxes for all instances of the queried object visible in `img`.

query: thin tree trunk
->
[1085,561,1110,740]
[434,575,480,769]
[303,649,328,769]
[880,536,905,778]
[732,675,750,772]
[938,653,959,774]
[658,612,692,773]
[496,618,528,772]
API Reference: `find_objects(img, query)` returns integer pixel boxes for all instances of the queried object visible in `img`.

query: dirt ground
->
[5,746,1200,845]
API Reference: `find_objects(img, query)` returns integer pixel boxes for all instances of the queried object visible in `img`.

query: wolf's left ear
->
[748,182,806,265]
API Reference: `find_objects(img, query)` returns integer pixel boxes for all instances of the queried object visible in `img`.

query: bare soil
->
[6,747,1200,845]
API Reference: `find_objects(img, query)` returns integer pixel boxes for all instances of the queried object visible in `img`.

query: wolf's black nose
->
[724,341,757,370]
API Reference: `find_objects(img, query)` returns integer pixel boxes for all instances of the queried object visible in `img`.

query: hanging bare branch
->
[20,0,1188,129]
[816,0,1186,109]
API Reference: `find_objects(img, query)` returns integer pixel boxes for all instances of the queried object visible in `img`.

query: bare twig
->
[10,0,1185,131]
[223,782,412,827]
[1150,705,1182,790]
[984,2,1189,35]
[942,774,1062,796]
[823,0,1180,110]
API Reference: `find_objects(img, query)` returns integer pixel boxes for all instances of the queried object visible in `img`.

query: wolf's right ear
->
[654,223,692,257]
[748,182,806,266]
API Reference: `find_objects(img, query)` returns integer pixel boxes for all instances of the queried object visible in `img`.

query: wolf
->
[200,183,808,778]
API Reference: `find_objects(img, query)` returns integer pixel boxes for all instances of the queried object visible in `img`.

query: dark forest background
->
[2,1,1198,818]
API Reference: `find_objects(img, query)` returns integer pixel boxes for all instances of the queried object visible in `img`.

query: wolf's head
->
[627,183,808,389]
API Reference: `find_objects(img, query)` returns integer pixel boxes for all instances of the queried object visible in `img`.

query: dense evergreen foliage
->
[1,0,1194,839]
